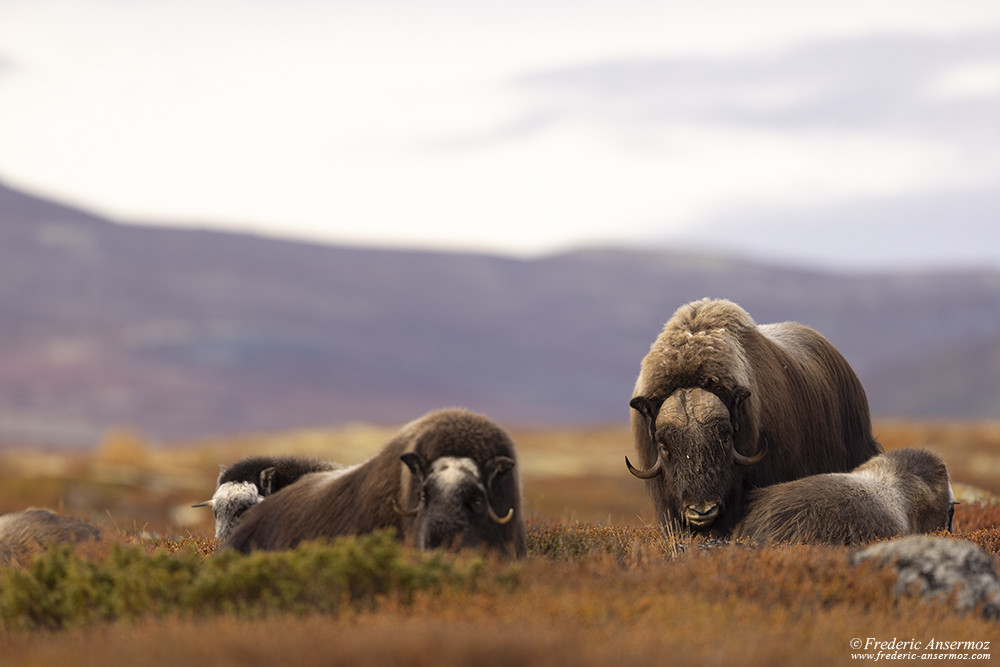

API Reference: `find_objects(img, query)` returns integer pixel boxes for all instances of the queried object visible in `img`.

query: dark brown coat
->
[629,298,883,535]
[734,448,954,545]
[0,509,101,566]
[222,408,526,558]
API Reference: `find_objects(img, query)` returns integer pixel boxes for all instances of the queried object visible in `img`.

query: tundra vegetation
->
[1,420,999,666]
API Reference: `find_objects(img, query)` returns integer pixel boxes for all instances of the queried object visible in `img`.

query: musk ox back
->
[223,408,526,558]
[0,509,101,566]
[628,298,883,535]
[193,455,344,540]
[734,448,954,545]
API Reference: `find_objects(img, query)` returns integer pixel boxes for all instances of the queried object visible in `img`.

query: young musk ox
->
[193,455,344,540]
[734,448,955,545]
[0,508,101,566]
[222,408,526,558]
[628,298,883,536]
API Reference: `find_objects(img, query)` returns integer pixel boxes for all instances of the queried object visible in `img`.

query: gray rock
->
[850,536,1000,619]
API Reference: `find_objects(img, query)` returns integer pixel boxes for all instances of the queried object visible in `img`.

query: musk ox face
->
[627,386,764,530]
[395,453,516,554]
[195,481,264,541]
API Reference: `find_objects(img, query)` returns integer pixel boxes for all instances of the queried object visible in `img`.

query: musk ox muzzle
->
[683,498,722,528]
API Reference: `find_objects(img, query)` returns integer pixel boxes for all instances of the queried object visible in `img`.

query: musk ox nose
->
[684,500,720,527]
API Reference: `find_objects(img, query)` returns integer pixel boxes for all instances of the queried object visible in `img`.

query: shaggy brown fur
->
[0,509,101,566]
[734,448,954,545]
[222,408,526,558]
[630,298,883,535]
[218,455,344,496]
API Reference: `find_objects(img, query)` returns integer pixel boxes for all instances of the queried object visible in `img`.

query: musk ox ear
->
[400,452,429,483]
[729,385,751,432]
[629,396,660,422]
[485,456,516,490]
[259,466,277,496]
[630,395,662,444]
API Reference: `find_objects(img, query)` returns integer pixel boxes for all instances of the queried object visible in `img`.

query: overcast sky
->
[1,1,999,268]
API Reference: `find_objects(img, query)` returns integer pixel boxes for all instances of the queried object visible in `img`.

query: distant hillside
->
[1,180,998,444]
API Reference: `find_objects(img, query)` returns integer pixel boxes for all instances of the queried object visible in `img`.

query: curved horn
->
[733,438,766,466]
[625,455,663,479]
[391,499,419,518]
[487,506,514,525]
[191,499,214,509]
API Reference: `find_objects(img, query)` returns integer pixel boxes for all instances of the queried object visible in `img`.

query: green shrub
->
[0,530,489,631]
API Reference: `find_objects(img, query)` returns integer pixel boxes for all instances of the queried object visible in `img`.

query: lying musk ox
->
[734,448,954,545]
[193,455,344,540]
[0,508,101,566]
[223,408,526,558]
[628,298,883,535]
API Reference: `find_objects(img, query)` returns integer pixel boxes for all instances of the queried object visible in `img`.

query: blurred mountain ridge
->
[1,179,998,444]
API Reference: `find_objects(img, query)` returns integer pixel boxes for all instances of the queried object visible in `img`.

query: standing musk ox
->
[193,456,344,540]
[734,448,955,545]
[0,508,101,566]
[628,298,883,535]
[223,408,526,558]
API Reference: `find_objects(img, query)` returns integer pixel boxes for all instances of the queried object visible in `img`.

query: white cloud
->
[925,60,1000,100]
[1,1,999,259]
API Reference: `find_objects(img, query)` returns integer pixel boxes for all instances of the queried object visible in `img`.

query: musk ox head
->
[874,448,955,536]
[390,409,526,558]
[627,386,765,531]
[193,479,264,541]
[394,453,515,549]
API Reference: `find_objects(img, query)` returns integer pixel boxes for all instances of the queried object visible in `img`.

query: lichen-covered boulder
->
[850,536,1000,619]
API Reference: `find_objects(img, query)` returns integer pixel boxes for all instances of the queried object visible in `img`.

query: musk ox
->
[223,408,526,558]
[734,448,955,545]
[628,298,883,535]
[193,455,344,540]
[0,508,101,566]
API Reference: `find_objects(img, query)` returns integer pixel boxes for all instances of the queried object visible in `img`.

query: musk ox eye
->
[468,497,485,515]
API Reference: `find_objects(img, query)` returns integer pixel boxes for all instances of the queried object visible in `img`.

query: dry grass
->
[2,523,999,666]
[2,420,1000,665]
